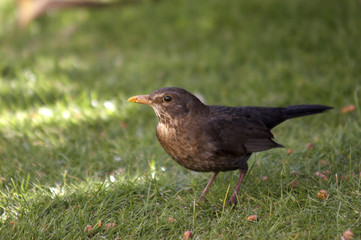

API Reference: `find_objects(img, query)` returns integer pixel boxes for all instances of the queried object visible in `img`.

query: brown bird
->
[128,87,332,205]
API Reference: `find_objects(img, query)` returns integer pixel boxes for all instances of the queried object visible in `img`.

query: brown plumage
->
[128,87,332,205]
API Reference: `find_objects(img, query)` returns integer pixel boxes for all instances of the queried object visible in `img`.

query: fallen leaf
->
[289,180,300,188]
[103,223,118,230]
[342,229,354,240]
[84,224,93,232]
[305,142,314,149]
[247,215,259,221]
[341,104,355,113]
[183,231,192,239]
[314,171,328,181]
[317,190,328,200]
[168,217,177,223]
[319,160,327,166]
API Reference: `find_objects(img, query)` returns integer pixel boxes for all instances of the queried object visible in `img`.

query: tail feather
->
[237,105,332,129]
[284,105,333,120]
[255,105,332,129]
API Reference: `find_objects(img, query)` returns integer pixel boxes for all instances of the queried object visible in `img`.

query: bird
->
[127,87,332,205]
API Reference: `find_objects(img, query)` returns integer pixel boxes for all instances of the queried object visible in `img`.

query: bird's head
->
[128,87,205,123]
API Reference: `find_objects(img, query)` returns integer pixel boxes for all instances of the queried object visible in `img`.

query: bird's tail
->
[239,104,332,129]
[284,105,333,120]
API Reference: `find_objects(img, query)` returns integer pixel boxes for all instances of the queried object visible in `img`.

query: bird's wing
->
[204,117,283,157]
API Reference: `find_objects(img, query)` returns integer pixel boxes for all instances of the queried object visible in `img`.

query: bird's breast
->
[156,122,176,139]
[156,122,217,171]
[156,123,188,158]
[156,122,198,159]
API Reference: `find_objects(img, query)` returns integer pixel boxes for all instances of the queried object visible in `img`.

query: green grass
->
[0,0,361,239]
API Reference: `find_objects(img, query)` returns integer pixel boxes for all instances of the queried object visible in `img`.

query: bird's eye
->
[163,95,173,103]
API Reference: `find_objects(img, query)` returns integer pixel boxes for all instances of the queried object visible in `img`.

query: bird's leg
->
[198,172,218,202]
[228,167,248,206]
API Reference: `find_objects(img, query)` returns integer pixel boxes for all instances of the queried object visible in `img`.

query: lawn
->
[0,0,360,239]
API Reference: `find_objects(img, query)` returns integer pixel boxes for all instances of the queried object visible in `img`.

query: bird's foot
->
[197,195,209,203]
[227,193,239,206]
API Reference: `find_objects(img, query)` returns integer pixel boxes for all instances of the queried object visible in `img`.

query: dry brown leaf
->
[317,190,328,200]
[103,223,118,230]
[168,217,177,223]
[289,180,300,189]
[342,229,354,240]
[305,142,314,149]
[183,231,192,239]
[341,104,356,113]
[247,215,259,221]
[84,224,93,232]
[319,160,327,166]
[314,171,328,181]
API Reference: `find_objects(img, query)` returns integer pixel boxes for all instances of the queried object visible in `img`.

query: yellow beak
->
[127,95,152,105]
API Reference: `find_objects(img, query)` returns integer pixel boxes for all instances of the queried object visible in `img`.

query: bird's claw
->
[227,194,239,206]
[197,195,208,203]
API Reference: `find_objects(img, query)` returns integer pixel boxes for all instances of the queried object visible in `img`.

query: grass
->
[0,0,360,238]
